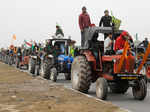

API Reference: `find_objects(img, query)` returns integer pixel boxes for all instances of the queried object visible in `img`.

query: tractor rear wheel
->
[132,79,147,100]
[71,56,92,93]
[42,59,52,79]
[96,78,108,100]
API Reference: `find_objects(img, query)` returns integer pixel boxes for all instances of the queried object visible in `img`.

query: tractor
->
[40,37,75,82]
[16,49,30,69]
[71,26,148,100]
[136,44,150,82]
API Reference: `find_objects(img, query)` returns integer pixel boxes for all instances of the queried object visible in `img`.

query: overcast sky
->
[0,0,150,48]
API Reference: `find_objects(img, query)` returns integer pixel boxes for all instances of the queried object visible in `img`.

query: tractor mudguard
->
[83,50,96,70]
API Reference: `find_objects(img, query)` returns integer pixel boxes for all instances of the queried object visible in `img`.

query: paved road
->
[55,74,150,112]
[21,68,150,112]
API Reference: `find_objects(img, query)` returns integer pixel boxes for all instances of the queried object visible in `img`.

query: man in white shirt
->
[104,33,113,54]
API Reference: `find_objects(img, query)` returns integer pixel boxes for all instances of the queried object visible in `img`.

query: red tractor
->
[71,27,148,100]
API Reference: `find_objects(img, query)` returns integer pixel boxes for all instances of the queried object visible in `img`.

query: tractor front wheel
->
[71,56,92,93]
[50,68,57,82]
[96,78,108,100]
[132,79,147,100]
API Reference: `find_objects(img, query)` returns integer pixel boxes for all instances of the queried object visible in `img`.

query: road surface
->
[56,74,150,112]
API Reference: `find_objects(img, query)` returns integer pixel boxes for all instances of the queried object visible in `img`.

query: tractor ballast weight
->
[71,26,147,100]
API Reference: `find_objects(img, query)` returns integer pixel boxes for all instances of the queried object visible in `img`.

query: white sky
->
[0,0,150,48]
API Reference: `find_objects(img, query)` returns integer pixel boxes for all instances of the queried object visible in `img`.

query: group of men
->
[78,6,138,55]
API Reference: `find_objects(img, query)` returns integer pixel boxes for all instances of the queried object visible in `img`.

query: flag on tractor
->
[12,34,16,40]
[111,11,121,30]
[24,40,32,47]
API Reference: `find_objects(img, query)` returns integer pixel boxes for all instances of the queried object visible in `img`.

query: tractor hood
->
[58,54,73,62]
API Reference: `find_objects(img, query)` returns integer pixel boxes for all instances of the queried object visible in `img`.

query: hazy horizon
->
[0,0,150,48]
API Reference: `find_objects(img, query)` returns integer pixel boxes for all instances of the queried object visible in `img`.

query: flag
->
[24,40,32,47]
[12,34,16,40]
[111,11,121,30]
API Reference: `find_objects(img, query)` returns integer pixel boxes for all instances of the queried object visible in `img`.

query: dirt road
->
[0,62,126,112]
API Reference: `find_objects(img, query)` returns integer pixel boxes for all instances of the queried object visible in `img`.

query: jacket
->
[114,31,127,51]
[79,13,91,30]
[99,16,112,27]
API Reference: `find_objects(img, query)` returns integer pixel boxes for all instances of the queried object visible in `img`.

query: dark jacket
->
[56,28,64,37]
[99,16,112,27]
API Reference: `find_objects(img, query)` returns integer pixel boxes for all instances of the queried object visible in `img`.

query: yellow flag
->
[13,34,16,40]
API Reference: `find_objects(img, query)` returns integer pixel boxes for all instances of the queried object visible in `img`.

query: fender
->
[83,50,96,70]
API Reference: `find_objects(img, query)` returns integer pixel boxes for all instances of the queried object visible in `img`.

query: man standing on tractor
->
[99,10,112,39]
[104,33,113,54]
[55,24,64,37]
[79,6,91,47]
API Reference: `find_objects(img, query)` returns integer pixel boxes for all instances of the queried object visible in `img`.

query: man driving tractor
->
[114,31,134,55]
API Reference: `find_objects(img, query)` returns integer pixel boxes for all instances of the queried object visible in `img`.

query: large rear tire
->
[71,56,92,93]
[96,78,108,100]
[41,59,53,79]
[132,79,147,100]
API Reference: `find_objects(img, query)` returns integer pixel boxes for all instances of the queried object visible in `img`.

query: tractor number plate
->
[121,77,138,80]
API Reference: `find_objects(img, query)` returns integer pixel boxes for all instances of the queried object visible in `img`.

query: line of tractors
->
[0,26,150,101]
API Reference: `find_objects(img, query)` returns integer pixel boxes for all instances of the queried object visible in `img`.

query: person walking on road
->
[99,10,112,39]
[79,6,91,47]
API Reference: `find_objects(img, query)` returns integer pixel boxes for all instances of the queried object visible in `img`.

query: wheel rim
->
[97,83,103,98]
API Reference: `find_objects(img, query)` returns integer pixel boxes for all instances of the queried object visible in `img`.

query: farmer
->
[55,25,64,37]
[104,33,113,54]
[79,6,91,47]
[99,10,112,39]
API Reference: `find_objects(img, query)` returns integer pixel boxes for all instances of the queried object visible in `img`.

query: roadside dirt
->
[0,62,127,112]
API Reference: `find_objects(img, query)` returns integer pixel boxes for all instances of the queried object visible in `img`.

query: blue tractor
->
[40,37,76,82]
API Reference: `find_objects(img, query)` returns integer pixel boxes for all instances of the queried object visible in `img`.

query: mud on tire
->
[71,56,92,93]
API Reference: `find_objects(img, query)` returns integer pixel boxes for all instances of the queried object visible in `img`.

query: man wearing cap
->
[79,6,91,47]
[99,10,112,39]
